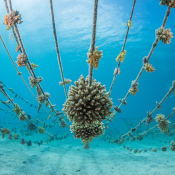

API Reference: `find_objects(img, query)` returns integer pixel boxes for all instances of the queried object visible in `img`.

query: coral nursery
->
[0,0,175,174]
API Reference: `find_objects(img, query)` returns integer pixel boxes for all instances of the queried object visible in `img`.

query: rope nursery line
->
[113,81,175,144]
[140,108,175,137]
[2,0,68,127]
[49,0,68,99]
[0,84,53,138]
[109,0,137,96]
[113,5,173,115]
[88,0,98,86]
[0,35,55,118]
[0,81,38,109]
[0,85,59,129]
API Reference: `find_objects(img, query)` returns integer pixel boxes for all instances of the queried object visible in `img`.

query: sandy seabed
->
[0,137,174,175]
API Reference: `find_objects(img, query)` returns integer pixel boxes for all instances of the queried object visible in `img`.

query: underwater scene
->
[0,0,175,174]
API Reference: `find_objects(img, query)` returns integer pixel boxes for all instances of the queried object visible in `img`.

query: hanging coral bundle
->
[29,76,43,88]
[16,53,27,67]
[159,0,175,8]
[86,47,103,69]
[144,63,156,73]
[156,26,173,44]
[155,114,171,134]
[116,50,127,63]
[3,10,22,30]
[62,75,113,147]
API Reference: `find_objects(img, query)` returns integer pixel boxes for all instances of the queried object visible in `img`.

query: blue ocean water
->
[0,0,175,174]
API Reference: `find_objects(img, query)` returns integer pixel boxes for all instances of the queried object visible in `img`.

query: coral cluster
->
[37,92,50,104]
[3,10,22,30]
[59,119,68,128]
[170,140,175,151]
[155,114,171,134]
[27,123,37,131]
[59,78,72,86]
[129,81,139,95]
[156,26,173,44]
[13,134,19,140]
[144,63,156,73]
[86,47,103,69]
[116,50,127,63]
[18,111,26,121]
[63,75,113,145]
[159,0,175,8]
[12,103,21,115]
[0,128,10,135]
[126,20,132,28]
[29,76,43,88]
[137,135,143,141]
[16,53,27,67]
[38,126,45,134]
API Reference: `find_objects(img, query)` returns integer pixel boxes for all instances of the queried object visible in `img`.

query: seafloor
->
[0,136,174,175]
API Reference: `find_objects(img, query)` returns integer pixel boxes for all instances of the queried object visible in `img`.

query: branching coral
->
[38,126,45,134]
[16,53,27,67]
[113,68,121,75]
[126,20,132,28]
[16,45,21,52]
[144,63,156,73]
[59,119,68,128]
[18,111,26,121]
[47,115,51,120]
[3,10,22,30]
[170,140,175,151]
[0,128,10,135]
[26,62,39,71]
[59,78,72,86]
[155,114,171,134]
[29,76,43,88]
[13,134,19,140]
[70,121,104,143]
[37,92,50,104]
[156,26,173,44]
[27,123,37,131]
[12,103,21,115]
[129,81,139,95]
[159,0,175,8]
[86,47,103,69]
[63,75,113,125]
[137,135,143,141]
[116,50,127,63]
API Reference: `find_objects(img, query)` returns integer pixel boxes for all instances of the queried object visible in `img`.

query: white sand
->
[0,137,175,175]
